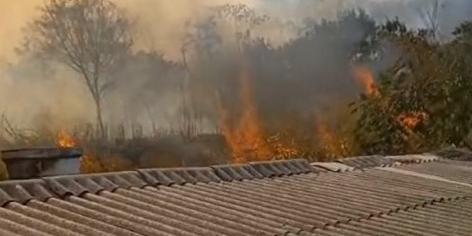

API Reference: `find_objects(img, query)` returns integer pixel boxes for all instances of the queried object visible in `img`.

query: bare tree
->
[419,0,442,40]
[27,0,133,138]
[214,4,269,52]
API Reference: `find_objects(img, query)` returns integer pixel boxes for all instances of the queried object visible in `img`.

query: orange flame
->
[56,129,76,148]
[314,119,344,158]
[353,66,379,96]
[219,69,272,163]
[266,133,301,159]
[396,112,427,130]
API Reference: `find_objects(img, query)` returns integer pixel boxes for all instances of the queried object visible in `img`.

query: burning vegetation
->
[219,69,272,163]
[353,65,379,97]
[218,68,309,163]
[396,112,428,130]
[218,66,352,163]
[56,129,76,149]
[0,0,471,176]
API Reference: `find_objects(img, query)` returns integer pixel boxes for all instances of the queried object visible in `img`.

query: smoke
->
[0,0,471,140]
[184,8,377,138]
[0,57,93,127]
[115,0,258,60]
[2,0,472,60]
[358,0,472,37]
[0,0,42,63]
[118,0,472,59]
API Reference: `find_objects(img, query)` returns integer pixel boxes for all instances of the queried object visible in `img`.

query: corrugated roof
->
[0,155,470,235]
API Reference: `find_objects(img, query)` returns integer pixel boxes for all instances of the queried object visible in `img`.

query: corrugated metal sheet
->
[336,155,397,169]
[0,157,470,235]
[397,160,472,184]
[314,196,472,236]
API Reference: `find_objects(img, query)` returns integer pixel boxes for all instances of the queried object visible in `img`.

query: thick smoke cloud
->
[0,0,470,136]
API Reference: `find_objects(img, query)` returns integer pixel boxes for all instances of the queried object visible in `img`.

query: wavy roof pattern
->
[0,154,470,235]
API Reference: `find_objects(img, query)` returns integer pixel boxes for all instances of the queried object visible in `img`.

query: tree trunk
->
[94,95,106,140]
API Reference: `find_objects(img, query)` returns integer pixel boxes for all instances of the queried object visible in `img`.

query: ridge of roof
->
[0,154,448,206]
[311,153,441,172]
[0,159,316,206]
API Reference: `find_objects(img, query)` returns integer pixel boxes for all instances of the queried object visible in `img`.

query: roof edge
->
[0,153,453,205]
[312,154,442,172]
[0,158,318,206]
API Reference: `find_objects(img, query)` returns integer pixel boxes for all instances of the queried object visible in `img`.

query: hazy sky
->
[1,0,471,63]
[0,0,41,63]
[0,0,470,132]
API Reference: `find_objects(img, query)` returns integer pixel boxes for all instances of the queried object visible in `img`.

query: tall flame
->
[219,69,272,163]
[56,129,76,148]
[353,66,379,96]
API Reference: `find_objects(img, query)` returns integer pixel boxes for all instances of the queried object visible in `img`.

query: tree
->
[180,4,268,133]
[352,20,472,155]
[27,0,133,138]
[419,0,442,40]
[453,21,472,43]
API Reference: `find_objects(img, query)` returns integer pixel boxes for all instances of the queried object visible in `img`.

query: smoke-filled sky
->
[0,0,471,134]
[2,0,471,62]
